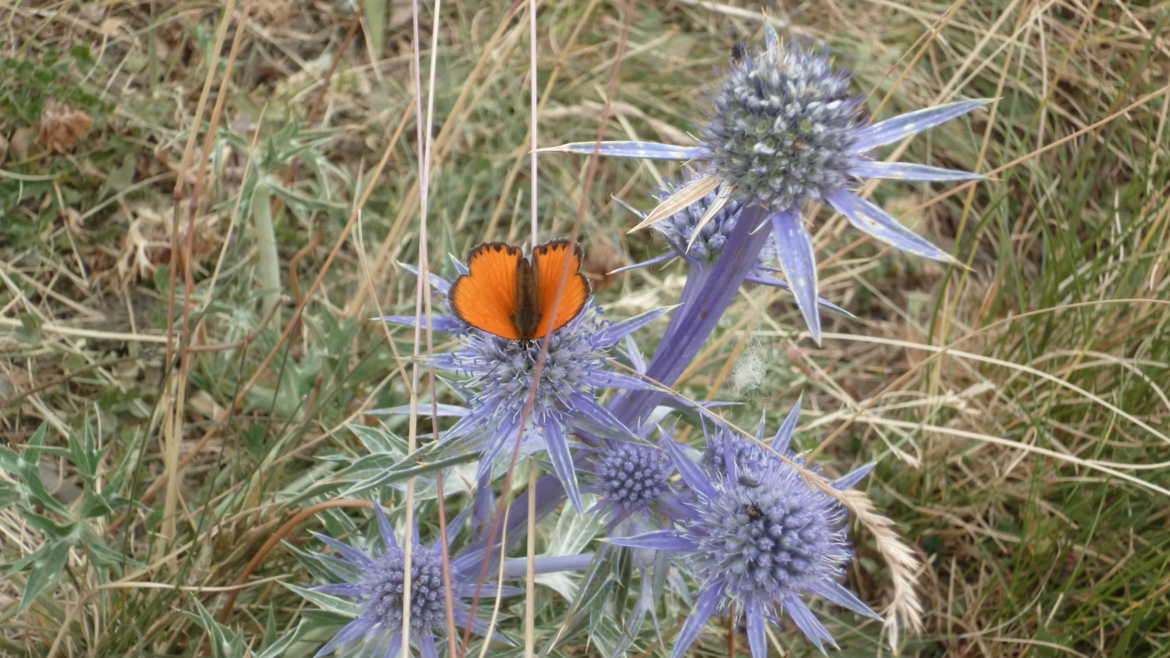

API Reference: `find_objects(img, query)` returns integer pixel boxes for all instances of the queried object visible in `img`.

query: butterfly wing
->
[531,240,590,339]
[450,243,524,340]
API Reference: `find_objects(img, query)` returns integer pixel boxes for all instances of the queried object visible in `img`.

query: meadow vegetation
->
[1,1,1168,656]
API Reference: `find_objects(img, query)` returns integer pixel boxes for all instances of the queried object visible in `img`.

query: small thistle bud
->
[598,443,672,508]
[654,182,746,262]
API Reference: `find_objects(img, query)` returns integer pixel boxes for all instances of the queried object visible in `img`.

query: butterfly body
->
[450,240,590,341]
[511,253,542,340]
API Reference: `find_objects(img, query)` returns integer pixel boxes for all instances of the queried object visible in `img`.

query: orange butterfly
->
[449,240,591,341]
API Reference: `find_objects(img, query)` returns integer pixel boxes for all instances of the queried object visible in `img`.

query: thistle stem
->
[610,203,770,428]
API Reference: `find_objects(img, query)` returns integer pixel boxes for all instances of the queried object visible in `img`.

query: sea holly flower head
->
[581,438,684,530]
[611,408,879,656]
[705,36,861,214]
[545,25,988,341]
[382,263,668,513]
[431,304,666,512]
[701,27,987,341]
[309,504,591,658]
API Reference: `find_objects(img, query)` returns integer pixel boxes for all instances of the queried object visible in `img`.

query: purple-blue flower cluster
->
[386,275,667,512]
[581,438,684,531]
[288,24,986,658]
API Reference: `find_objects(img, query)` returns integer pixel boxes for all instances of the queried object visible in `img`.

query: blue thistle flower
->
[382,265,668,513]
[705,38,863,214]
[577,434,690,658]
[611,403,878,656]
[310,503,592,658]
[545,25,988,342]
[580,439,685,530]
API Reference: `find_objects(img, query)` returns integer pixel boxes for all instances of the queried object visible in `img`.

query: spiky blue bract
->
[377,265,469,335]
[545,26,987,341]
[849,98,989,153]
[613,415,879,656]
[542,140,706,160]
[310,505,591,658]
